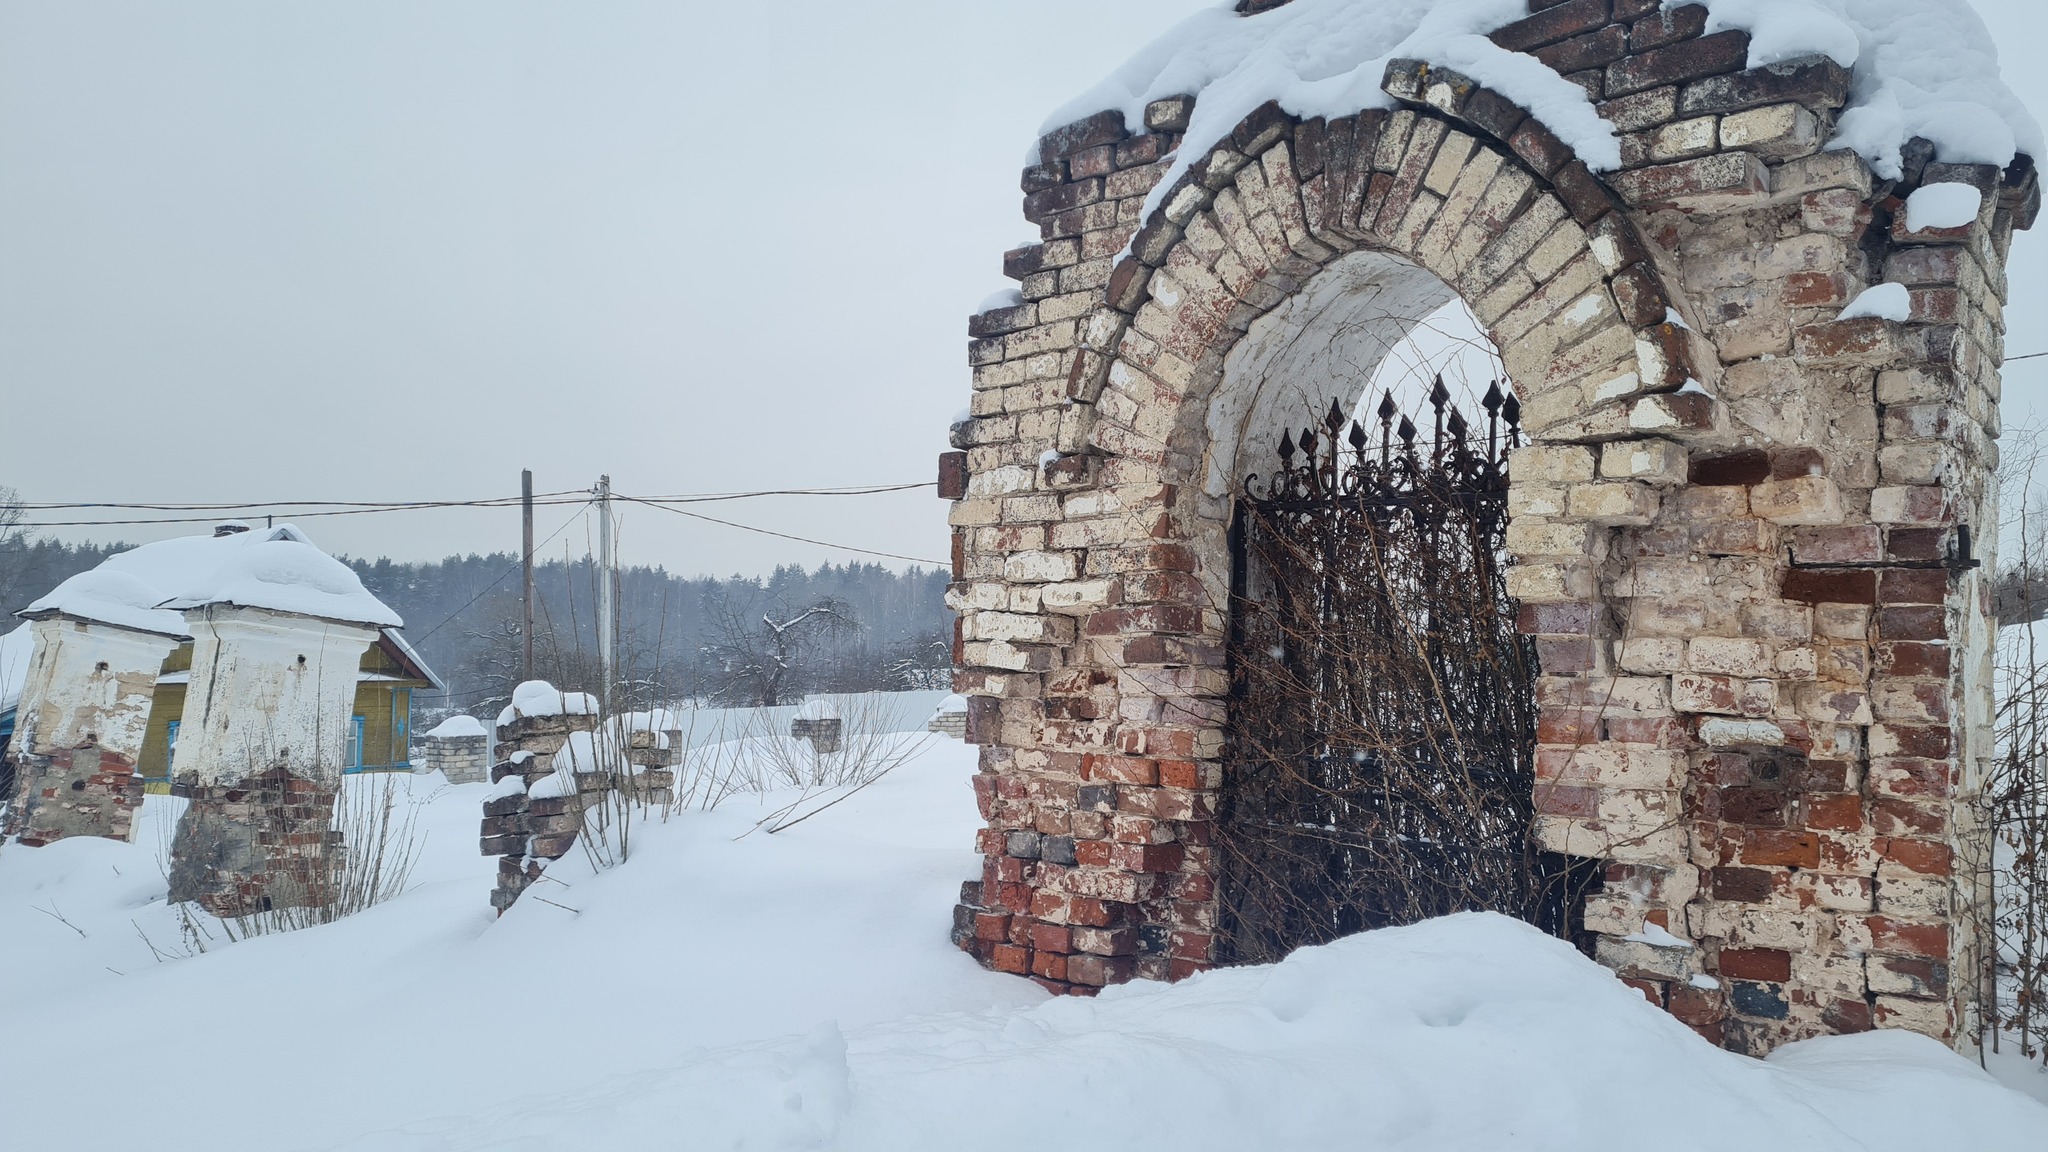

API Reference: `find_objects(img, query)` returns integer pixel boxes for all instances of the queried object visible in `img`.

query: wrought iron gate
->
[1217,380,1585,965]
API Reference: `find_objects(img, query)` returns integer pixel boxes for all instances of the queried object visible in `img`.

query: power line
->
[11,492,588,512]
[12,482,933,513]
[6,482,938,529]
[404,502,593,647]
[618,496,948,567]
[2008,351,2048,363]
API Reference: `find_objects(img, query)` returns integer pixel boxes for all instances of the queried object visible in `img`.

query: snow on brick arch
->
[942,0,2040,1061]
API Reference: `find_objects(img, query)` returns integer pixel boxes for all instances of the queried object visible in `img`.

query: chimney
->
[213,521,253,538]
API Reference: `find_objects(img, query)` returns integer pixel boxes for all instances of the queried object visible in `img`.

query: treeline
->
[347,555,953,717]
[0,525,953,719]
[0,536,134,620]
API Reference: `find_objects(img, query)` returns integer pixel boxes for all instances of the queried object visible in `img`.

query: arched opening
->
[1205,251,1596,965]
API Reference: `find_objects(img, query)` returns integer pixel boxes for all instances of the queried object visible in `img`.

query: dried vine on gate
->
[1217,381,1591,966]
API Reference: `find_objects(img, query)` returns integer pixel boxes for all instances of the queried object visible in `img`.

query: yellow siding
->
[352,683,416,771]
[136,638,430,783]
[137,682,187,790]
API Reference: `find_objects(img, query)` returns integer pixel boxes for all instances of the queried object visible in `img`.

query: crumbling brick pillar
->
[478,687,679,912]
[946,0,2034,1060]
[167,769,343,916]
[481,704,600,912]
[165,605,380,915]
[4,615,178,845]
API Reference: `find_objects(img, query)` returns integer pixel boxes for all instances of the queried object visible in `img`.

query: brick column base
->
[167,769,341,917]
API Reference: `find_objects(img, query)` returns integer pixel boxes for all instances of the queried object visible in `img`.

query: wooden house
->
[134,628,440,789]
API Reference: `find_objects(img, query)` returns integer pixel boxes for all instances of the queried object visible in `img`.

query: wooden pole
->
[521,469,535,684]
[596,474,615,703]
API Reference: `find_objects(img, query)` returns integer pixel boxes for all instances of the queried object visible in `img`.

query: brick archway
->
[947,15,2034,1060]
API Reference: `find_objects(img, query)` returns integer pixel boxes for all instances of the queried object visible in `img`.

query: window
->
[392,688,411,768]
[165,721,180,768]
[345,715,364,771]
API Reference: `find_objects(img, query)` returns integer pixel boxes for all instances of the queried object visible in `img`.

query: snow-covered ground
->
[2,737,2045,1150]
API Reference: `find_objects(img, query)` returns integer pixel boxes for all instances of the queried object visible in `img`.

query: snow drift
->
[1,740,2041,1150]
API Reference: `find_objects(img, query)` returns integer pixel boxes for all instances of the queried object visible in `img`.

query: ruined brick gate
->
[941,0,2038,1058]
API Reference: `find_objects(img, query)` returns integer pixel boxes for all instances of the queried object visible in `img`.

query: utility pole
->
[521,469,535,684]
[595,474,615,705]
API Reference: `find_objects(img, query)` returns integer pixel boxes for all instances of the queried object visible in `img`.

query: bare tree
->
[0,486,32,609]
[1993,428,2048,1064]
[701,594,858,706]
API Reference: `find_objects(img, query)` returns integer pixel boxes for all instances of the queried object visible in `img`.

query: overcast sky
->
[2,0,2044,577]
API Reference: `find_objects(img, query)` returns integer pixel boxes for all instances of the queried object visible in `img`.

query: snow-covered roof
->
[1048,0,2039,192]
[22,524,402,633]
[424,714,489,739]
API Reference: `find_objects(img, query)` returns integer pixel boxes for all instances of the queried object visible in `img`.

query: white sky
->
[2,1,2045,575]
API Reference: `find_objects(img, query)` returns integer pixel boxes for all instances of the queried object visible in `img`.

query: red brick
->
[1878,569,1947,605]
[1532,25,1630,75]
[1030,951,1069,981]
[1887,528,1947,561]
[1869,756,1950,799]
[1870,955,1949,998]
[1508,118,1573,176]
[1689,449,1769,485]
[1169,930,1215,962]
[1066,953,1137,987]
[1677,55,1851,116]
[1489,0,1613,52]
[1741,829,1819,868]
[1083,754,1159,785]
[1872,722,1950,759]
[1666,981,1724,1025]
[1874,642,1947,678]
[1877,606,1945,642]
[1621,977,1666,1006]
[1605,29,1750,97]
[1718,947,1792,982]
[1629,5,1706,51]
[1823,998,1874,1033]
[1711,866,1775,902]
[1609,262,1670,327]
[1538,708,1602,744]
[1863,916,1949,959]
[1075,839,1115,867]
[1719,787,1787,826]
[1071,925,1138,956]
[1877,837,1952,876]
[1870,797,1946,837]
[1535,782,1599,817]
[1803,794,1863,832]
[1112,843,1186,873]
[990,943,1031,974]
[1781,569,1878,605]
[1520,600,1598,635]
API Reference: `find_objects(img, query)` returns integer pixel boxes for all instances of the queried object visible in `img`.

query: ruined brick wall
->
[479,707,677,912]
[167,769,342,917]
[4,615,178,845]
[421,732,490,784]
[10,744,147,848]
[945,0,2036,1058]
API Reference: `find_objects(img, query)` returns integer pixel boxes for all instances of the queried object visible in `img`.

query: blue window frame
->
[392,688,411,768]
[150,720,181,786]
[344,715,365,772]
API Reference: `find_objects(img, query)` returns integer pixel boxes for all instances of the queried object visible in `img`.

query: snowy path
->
[2,742,2044,1150]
